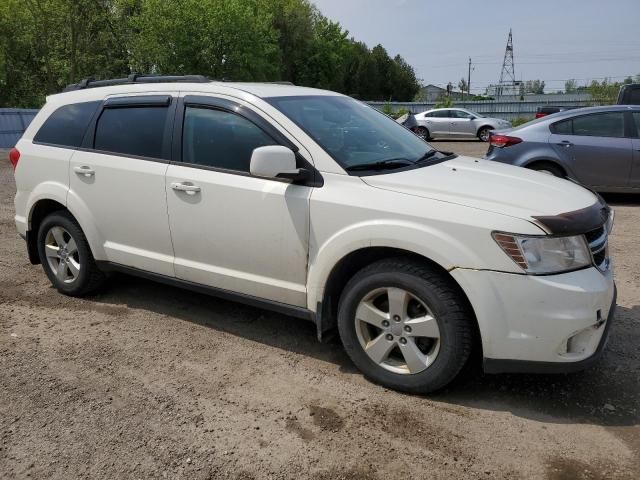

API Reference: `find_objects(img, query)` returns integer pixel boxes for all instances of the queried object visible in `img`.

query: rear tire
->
[528,162,564,177]
[37,211,106,296]
[477,127,493,142]
[415,126,431,141]
[337,258,475,393]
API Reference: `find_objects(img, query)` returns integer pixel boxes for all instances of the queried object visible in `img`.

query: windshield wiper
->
[345,158,414,172]
[414,149,440,164]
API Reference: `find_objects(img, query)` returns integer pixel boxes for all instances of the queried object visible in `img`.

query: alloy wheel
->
[44,226,81,284]
[354,287,441,375]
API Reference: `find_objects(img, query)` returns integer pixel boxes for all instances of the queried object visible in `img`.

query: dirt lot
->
[1,143,639,480]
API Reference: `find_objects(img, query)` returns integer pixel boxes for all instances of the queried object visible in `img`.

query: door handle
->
[73,165,95,177]
[171,181,201,195]
[556,141,573,147]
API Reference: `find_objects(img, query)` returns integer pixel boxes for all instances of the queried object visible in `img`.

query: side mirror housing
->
[250,146,310,183]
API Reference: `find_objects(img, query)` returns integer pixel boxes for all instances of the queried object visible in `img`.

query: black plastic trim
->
[483,285,616,374]
[104,95,172,107]
[533,200,610,236]
[96,262,315,322]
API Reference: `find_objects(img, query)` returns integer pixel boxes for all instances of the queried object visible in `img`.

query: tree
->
[564,79,577,93]
[524,79,545,94]
[458,78,468,95]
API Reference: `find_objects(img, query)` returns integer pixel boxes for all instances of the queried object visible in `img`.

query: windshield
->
[266,95,451,173]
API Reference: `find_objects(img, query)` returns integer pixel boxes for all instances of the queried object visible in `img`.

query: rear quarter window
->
[33,101,100,147]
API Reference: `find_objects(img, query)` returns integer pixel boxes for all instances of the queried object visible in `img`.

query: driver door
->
[165,95,313,307]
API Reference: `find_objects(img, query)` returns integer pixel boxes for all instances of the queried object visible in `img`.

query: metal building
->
[0,109,39,148]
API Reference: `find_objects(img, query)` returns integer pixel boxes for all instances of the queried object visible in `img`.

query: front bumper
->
[450,266,616,373]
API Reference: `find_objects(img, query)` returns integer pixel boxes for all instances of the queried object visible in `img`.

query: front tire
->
[37,211,106,296]
[337,258,475,393]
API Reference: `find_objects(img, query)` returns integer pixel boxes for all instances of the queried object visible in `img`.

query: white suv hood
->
[361,156,599,221]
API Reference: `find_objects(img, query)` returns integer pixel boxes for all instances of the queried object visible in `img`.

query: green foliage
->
[587,78,627,105]
[0,0,421,107]
[511,117,534,127]
[522,79,545,94]
[564,79,577,93]
[434,96,454,108]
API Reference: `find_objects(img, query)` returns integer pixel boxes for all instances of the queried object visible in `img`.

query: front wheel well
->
[318,247,480,350]
[26,199,68,264]
[476,125,494,135]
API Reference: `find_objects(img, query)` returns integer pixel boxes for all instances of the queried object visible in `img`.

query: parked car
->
[11,75,615,393]
[535,105,580,119]
[617,83,640,105]
[413,108,511,142]
[485,105,640,193]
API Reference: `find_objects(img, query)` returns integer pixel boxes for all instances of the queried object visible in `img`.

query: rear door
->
[549,111,632,189]
[426,110,450,136]
[68,94,176,276]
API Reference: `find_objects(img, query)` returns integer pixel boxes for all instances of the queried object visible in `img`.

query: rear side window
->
[34,101,99,147]
[94,106,168,158]
[550,112,625,138]
[182,107,276,172]
[632,112,640,137]
[572,112,625,138]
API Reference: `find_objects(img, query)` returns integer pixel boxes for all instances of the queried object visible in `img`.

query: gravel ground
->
[1,145,639,480]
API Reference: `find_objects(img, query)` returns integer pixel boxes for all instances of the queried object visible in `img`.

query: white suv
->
[11,75,616,393]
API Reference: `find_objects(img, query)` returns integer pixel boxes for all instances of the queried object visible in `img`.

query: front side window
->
[182,107,276,171]
[267,95,449,173]
[453,110,473,119]
[94,106,168,158]
[34,101,100,147]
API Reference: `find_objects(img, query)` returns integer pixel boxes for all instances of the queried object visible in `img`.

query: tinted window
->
[94,106,168,158]
[633,112,640,137]
[182,107,276,171]
[34,101,99,147]
[550,119,572,135]
[571,112,625,138]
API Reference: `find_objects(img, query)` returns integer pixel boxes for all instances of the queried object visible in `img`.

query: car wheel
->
[415,126,431,141]
[477,127,493,142]
[37,211,106,296]
[528,163,564,178]
[337,258,475,393]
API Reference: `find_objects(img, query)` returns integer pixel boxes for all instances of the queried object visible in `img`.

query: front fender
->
[307,220,487,310]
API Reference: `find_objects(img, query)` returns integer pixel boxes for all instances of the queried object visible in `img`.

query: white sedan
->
[414,108,512,142]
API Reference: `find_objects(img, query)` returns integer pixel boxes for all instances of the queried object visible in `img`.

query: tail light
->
[535,112,547,119]
[490,134,522,148]
[8,148,20,169]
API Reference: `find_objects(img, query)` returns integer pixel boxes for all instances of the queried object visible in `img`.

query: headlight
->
[493,232,591,274]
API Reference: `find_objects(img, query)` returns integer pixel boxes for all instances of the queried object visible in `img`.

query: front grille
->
[585,225,608,270]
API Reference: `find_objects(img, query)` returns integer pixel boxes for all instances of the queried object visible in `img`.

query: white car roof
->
[46,81,341,104]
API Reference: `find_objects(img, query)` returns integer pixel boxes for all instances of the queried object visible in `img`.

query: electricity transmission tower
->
[496,29,516,97]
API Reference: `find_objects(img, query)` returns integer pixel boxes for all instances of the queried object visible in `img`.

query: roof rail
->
[63,74,211,92]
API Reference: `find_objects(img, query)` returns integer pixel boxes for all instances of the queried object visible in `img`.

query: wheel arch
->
[523,159,568,177]
[476,124,494,135]
[314,246,481,358]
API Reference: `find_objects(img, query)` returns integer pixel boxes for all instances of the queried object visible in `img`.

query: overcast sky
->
[311,0,640,93]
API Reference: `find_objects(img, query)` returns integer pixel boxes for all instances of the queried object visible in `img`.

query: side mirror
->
[250,146,310,183]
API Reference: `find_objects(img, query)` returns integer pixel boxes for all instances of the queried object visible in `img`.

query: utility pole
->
[468,57,472,100]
